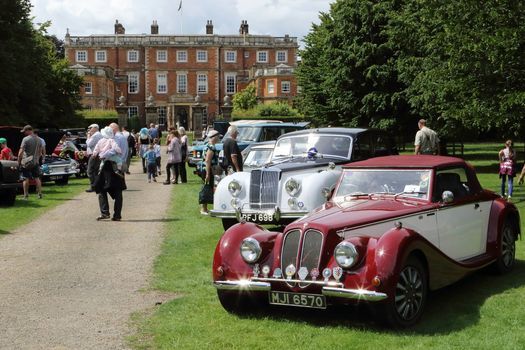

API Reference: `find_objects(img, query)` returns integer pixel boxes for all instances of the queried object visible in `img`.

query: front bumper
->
[213,280,388,302]
[209,207,308,221]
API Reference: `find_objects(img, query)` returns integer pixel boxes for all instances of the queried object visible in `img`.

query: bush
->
[76,109,118,128]
[232,102,303,122]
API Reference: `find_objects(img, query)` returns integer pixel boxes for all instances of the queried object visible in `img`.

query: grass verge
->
[0,177,89,234]
[131,145,525,349]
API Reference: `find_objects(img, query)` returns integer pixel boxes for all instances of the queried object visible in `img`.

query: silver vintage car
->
[211,128,397,229]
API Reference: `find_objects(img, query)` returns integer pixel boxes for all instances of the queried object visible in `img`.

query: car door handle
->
[426,212,435,217]
[474,203,480,209]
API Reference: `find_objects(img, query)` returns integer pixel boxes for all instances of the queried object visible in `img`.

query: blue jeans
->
[501,174,514,197]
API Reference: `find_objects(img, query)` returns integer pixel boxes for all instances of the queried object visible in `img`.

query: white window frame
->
[281,81,291,93]
[196,50,208,62]
[76,50,87,62]
[197,73,208,94]
[177,73,188,93]
[128,72,139,94]
[84,82,93,94]
[95,50,107,63]
[156,50,168,62]
[225,73,236,94]
[225,50,237,63]
[157,72,168,94]
[128,106,139,119]
[276,50,287,63]
[177,50,188,62]
[257,50,268,63]
[127,50,139,62]
[157,106,167,125]
[267,80,275,94]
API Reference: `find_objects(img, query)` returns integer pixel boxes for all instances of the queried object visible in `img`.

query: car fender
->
[213,222,279,281]
[213,172,251,211]
[371,227,479,298]
[279,170,341,212]
[487,198,521,257]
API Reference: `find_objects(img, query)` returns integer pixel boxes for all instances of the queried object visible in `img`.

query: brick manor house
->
[65,20,299,130]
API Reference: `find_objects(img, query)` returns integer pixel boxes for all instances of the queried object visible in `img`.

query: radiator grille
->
[249,169,279,209]
[280,229,323,282]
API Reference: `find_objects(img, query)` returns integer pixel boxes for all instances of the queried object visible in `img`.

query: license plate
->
[269,291,326,309]
[48,175,62,180]
[241,212,274,223]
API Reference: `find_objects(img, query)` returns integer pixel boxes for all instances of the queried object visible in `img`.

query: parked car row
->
[211,128,520,328]
[0,126,82,206]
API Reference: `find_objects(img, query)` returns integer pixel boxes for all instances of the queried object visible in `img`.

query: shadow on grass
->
[0,229,11,235]
[235,261,525,334]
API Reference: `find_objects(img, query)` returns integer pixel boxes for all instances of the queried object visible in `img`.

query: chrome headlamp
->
[285,178,301,197]
[240,237,262,263]
[334,241,358,269]
[228,180,242,197]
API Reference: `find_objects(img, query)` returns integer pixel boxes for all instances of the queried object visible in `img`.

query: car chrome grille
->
[249,169,279,209]
[281,229,324,285]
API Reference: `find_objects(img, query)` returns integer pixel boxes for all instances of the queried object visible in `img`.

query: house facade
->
[65,20,299,130]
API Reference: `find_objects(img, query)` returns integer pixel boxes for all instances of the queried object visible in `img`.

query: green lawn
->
[130,145,525,349]
[0,177,89,234]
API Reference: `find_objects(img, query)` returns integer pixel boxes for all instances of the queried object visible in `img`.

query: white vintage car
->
[211,128,397,229]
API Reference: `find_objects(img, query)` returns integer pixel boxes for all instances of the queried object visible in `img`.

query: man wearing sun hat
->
[0,137,15,160]
[86,123,103,192]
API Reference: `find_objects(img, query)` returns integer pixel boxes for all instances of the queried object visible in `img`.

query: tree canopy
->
[0,0,82,127]
[297,0,525,140]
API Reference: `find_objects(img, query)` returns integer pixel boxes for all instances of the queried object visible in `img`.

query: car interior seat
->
[434,172,467,201]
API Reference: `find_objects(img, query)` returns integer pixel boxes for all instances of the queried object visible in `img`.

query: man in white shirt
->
[414,119,440,155]
[85,124,103,192]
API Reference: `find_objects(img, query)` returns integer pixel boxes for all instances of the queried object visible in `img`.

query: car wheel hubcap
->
[502,226,515,268]
[395,266,423,321]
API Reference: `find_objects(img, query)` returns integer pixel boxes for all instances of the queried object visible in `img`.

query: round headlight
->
[334,241,358,269]
[285,178,301,197]
[240,237,262,263]
[228,180,242,197]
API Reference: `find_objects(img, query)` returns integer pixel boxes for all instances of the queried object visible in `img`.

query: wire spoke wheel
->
[501,225,516,268]
[395,265,424,322]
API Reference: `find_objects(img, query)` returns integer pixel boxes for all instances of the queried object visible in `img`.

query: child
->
[143,144,157,182]
[93,126,122,174]
[153,138,162,175]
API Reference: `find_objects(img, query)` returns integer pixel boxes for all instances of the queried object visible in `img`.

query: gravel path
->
[0,159,175,349]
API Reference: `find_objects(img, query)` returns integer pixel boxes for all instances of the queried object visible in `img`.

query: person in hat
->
[199,129,221,215]
[0,138,15,160]
[17,125,44,199]
[86,123,103,192]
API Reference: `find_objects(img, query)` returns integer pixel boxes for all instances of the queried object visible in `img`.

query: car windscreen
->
[334,169,431,204]
[243,148,273,167]
[223,126,262,142]
[272,134,352,160]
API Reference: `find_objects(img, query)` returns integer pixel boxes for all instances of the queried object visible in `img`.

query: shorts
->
[22,165,41,179]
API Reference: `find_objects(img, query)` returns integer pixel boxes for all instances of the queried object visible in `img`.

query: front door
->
[176,107,188,129]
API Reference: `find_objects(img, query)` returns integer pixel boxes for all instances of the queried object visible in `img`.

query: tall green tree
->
[296,0,411,133]
[0,1,82,126]
[391,0,525,139]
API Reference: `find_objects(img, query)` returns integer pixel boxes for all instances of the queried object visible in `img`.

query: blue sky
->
[31,0,333,44]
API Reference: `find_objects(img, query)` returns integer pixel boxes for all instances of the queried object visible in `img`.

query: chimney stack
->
[114,20,125,35]
[151,20,159,35]
[239,20,249,35]
[206,20,214,35]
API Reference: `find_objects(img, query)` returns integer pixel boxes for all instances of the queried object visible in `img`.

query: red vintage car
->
[213,155,520,327]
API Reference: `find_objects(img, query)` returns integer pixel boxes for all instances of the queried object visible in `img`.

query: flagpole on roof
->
[178,0,183,34]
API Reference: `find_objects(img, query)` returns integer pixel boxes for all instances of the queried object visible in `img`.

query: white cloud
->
[30,0,332,43]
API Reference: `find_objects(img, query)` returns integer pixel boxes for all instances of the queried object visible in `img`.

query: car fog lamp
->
[230,198,240,208]
[334,241,358,269]
[288,197,298,209]
[228,180,242,197]
[285,178,301,197]
[240,237,262,263]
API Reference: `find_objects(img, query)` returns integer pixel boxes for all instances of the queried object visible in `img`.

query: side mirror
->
[442,190,454,204]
